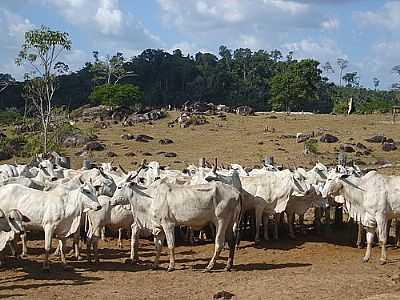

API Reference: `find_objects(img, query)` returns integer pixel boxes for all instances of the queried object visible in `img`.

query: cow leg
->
[262,214,269,241]
[287,212,295,239]
[129,225,140,263]
[357,223,365,249]
[205,220,228,272]
[363,228,375,263]
[101,226,106,241]
[209,223,216,240]
[93,237,99,263]
[9,240,17,258]
[73,235,82,261]
[86,237,93,263]
[153,232,165,270]
[163,224,176,272]
[59,238,68,267]
[377,217,388,265]
[20,232,28,257]
[43,225,55,271]
[225,227,236,272]
[273,214,279,240]
[118,228,123,249]
[396,219,400,248]
[254,208,263,242]
[299,215,306,235]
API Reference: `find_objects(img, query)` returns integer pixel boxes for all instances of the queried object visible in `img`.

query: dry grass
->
[62,111,400,174]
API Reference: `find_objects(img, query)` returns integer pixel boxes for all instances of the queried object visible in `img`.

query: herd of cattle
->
[0,153,398,272]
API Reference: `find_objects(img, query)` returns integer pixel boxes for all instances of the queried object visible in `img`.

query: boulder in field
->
[320,134,338,143]
[296,132,312,143]
[0,151,11,161]
[340,144,355,153]
[106,151,118,157]
[365,134,386,143]
[163,152,177,158]
[84,141,105,151]
[382,142,397,152]
[142,152,153,156]
[159,138,174,145]
[135,134,154,142]
[125,152,136,157]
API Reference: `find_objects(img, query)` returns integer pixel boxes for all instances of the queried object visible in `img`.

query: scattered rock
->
[142,152,153,156]
[159,138,174,145]
[84,141,105,151]
[0,151,11,161]
[356,142,368,150]
[156,151,166,155]
[121,134,135,140]
[213,290,235,300]
[375,159,391,166]
[163,152,177,158]
[382,142,397,152]
[106,151,118,157]
[365,134,386,143]
[320,134,338,143]
[340,144,355,153]
[279,134,296,139]
[296,132,313,143]
[63,134,95,148]
[125,152,136,157]
[135,134,154,142]
[257,141,264,145]
[354,159,367,166]
[173,160,183,164]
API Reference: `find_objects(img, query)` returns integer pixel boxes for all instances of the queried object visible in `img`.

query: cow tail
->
[234,193,243,247]
[80,212,88,242]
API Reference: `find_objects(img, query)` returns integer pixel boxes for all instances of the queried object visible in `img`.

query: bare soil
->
[1,231,400,300]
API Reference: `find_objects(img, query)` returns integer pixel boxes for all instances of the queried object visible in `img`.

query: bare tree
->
[16,25,71,153]
[373,77,380,91]
[337,58,348,87]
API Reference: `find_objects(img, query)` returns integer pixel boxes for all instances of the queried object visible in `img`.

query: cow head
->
[0,209,11,232]
[320,169,350,199]
[110,166,145,206]
[205,170,242,190]
[39,159,58,181]
[291,169,311,196]
[79,179,102,212]
[7,209,30,234]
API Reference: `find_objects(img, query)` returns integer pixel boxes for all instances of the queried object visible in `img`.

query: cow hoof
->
[224,267,232,272]
[357,245,363,249]
[202,268,212,273]
[167,267,175,272]
[151,265,160,270]
[362,257,369,263]
[20,254,28,259]
[379,259,387,265]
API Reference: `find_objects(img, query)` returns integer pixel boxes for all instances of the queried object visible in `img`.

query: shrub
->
[89,84,143,107]
[305,139,319,154]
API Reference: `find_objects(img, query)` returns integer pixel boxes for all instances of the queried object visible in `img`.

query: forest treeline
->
[1,46,399,114]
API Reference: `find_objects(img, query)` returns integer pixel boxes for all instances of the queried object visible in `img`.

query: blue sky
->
[1,0,400,89]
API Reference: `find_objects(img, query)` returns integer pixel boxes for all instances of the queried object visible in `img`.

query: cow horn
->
[78,176,85,185]
[127,165,145,182]
[212,158,217,173]
[119,164,128,175]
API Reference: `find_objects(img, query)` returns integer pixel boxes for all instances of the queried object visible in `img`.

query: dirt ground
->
[1,230,400,300]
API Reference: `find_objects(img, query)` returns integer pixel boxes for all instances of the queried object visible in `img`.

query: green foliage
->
[358,98,392,113]
[305,139,319,154]
[0,110,22,125]
[271,59,322,111]
[333,100,348,114]
[89,84,143,107]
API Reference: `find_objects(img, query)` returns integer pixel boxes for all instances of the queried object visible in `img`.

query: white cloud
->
[321,18,339,30]
[355,1,400,30]
[0,8,34,79]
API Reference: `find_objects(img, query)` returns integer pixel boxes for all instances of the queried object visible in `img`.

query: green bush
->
[358,98,391,113]
[89,84,143,107]
[305,139,319,154]
[0,110,22,125]
[333,100,348,114]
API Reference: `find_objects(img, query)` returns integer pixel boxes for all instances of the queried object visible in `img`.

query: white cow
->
[0,209,30,266]
[86,196,133,263]
[0,181,101,270]
[205,169,311,242]
[0,209,11,233]
[321,169,400,264]
[112,178,242,272]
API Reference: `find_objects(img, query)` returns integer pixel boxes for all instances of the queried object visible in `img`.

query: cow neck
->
[64,188,84,216]
[339,176,366,222]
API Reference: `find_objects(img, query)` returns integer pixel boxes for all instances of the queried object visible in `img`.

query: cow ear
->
[22,215,31,223]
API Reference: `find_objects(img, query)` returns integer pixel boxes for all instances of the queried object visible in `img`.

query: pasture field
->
[65,111,400,174]
[2,112,400,299]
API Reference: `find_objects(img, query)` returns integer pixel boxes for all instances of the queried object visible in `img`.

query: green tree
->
[270,59,322,111]
[89,84,143,107]
[15,25,71,153]
[342,72,359,87]
[373,77,380,91]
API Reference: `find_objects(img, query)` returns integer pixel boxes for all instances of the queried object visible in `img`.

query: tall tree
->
[337,58,348,86]
[373,77,380,91]
[342,72,359,87]
[322,62,335,74]
[15,25,71,153]
[91,51,135,85]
